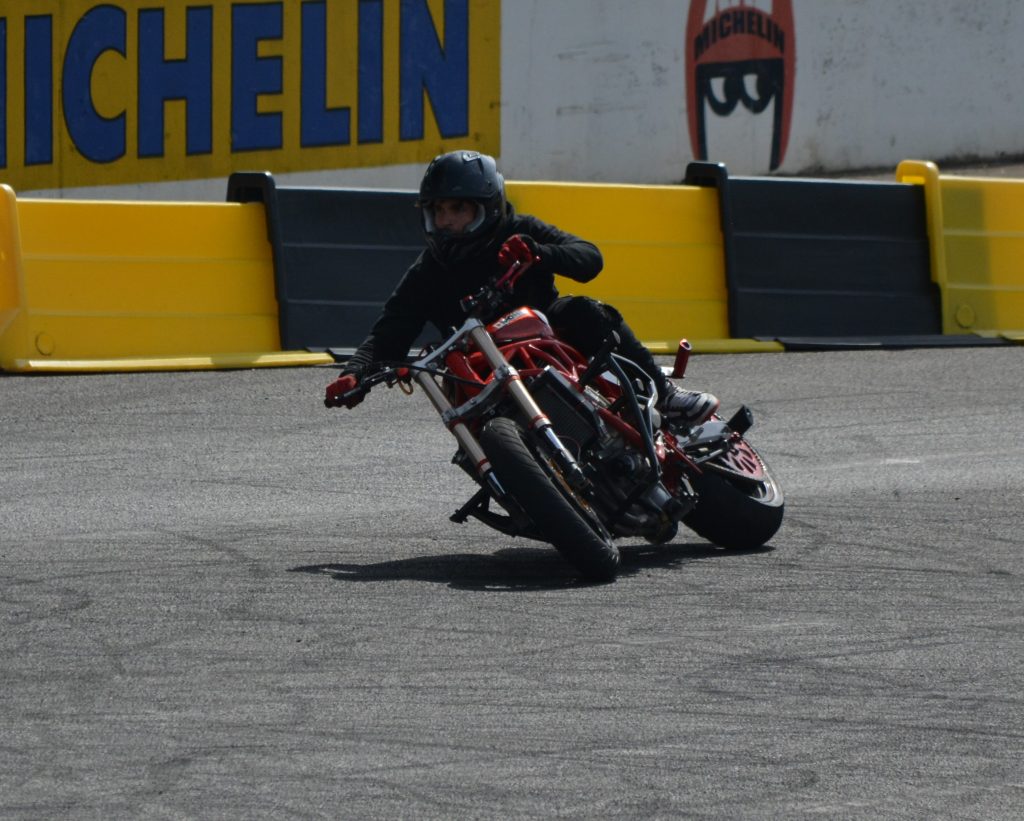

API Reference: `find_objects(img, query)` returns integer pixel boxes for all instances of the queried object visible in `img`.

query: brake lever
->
[384,367,412,388]
[460,258,537,317]
[494,257,535,292]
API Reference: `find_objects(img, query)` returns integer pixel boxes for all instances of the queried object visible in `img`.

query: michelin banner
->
[0,0,500,191]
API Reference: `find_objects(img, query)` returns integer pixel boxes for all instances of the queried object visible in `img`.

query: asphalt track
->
[2,346,1022,819]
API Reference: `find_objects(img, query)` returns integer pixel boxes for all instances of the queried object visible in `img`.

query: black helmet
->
[418,151,507,268]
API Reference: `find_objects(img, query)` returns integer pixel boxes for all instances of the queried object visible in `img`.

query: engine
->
[530,367,688,542]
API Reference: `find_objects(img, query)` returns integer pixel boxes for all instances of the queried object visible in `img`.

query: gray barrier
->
[228,169,1005,356]
[684,162,944,341]
[227,172,422,352]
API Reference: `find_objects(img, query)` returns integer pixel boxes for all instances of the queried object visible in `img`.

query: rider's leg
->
[547,296,718,425]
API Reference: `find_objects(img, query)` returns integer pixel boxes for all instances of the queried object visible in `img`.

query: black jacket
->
[344,208,603,375]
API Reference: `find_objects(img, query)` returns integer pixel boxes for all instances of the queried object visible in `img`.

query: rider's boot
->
[660,383,720,427]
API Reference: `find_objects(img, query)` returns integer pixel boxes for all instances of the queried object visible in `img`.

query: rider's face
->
[431,198,478,234]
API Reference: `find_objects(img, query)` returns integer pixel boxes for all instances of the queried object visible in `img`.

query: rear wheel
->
[480,417,620,582]
[683,437,784,549]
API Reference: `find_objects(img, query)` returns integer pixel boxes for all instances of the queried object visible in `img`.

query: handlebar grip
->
[325,383,369,408]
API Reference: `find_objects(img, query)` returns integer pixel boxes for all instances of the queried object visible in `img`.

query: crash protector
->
[505,180,736,352]
[684,162,945,341]
[897,160,1024,339]
[0,183,333,373]
[228,172,747,355]
[227,172,426,352]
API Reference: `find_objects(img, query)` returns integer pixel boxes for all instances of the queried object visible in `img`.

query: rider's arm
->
[344,254,433,377]
[514,215,604,284]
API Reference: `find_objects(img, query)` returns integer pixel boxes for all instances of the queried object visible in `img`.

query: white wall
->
[498,0,1024,182]
[26,0,1024,200]
[787,1,1024,173]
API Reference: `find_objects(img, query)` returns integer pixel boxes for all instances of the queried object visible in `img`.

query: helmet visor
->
[422,199,487,237]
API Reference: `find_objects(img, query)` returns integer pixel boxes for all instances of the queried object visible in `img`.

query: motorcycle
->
[336,260,784,582]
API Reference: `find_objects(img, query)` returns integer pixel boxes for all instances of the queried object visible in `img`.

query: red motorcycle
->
[338,261,784,582]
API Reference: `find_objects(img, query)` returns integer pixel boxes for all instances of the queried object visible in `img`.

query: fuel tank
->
[487,307,555,345]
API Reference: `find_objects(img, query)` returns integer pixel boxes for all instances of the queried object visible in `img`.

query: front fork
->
[468,326,591,490]
[414,324,588,494]
[413,363,502,497]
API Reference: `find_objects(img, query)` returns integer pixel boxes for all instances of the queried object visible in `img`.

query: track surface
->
[2,348,1022,819]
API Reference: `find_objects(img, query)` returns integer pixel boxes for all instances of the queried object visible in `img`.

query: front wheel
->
[683,438,784,550]
[480,417,620,582]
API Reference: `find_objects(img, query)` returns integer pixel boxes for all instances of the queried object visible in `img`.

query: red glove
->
[497,234,541,271]
[325,373,364,409]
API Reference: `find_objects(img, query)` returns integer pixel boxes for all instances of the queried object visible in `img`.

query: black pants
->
[545,295,671,398]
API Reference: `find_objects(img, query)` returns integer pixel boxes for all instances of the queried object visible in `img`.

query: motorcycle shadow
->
[290,541,772,591]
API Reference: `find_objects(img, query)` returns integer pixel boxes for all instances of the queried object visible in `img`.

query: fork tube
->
[414,371,492,476]
[469,326,589,489]
[469,326,548,432]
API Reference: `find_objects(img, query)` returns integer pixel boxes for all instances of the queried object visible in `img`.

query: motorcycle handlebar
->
[461,258,537,316]
[336,256,538,404]
[335,364,412,404]
[341,385,369,403]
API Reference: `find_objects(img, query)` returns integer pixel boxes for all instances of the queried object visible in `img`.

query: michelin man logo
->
[686,0,796,171]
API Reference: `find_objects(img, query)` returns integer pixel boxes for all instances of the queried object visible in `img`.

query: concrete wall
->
[506,0,1024,181]
[7,0,1024,200]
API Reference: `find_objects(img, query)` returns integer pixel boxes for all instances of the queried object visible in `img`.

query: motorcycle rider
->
[325,150,719,424]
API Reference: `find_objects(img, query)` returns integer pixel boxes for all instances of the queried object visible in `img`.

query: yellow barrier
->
[0,187,28,366]
[896,160,1024,338]
[505,181,748,353]
[0,185,332,372]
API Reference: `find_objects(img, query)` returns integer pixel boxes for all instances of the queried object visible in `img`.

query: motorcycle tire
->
[479,416,621,583]
[683,451,785,550]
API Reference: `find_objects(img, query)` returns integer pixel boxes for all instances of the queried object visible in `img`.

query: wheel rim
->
[708,438,767,481]
[704,440,783,507]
